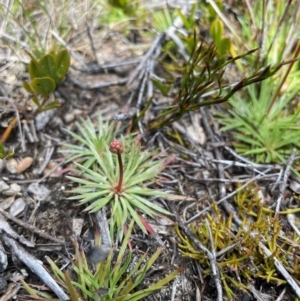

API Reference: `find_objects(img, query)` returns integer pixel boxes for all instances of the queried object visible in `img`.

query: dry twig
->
[1,234,69,301]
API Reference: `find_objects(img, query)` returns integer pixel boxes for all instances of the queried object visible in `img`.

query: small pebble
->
[3,183,21,196]
[0,180,9,192]
[35,110,55,130]
[290,180,300,194]
[28,183,50,201]
[10,183,21,192]
[6,158,18,174]
[64,112,75,123]
[0,196,15,210]
[9,197,26,216]
[17,157,33,174]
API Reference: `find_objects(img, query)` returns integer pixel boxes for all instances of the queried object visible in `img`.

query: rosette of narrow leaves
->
[63,117,171,236]
[22,221,181,301]
[62,117,115,169]
[217,76,300,163]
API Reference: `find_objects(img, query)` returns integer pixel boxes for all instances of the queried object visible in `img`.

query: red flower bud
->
[109,139,124,154]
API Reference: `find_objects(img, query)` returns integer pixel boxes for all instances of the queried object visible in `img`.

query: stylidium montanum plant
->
[62,117,171,237]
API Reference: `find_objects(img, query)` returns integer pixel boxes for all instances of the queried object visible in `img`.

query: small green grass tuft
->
[22,220,181,301]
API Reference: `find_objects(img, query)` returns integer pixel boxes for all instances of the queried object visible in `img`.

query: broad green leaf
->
[31,77,56,96]
[23,81,34,93]
[39,54,57,79]
[28,58,42,80]
[55,49,71,80]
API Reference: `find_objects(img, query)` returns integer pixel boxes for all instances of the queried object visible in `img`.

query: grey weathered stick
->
[259,241,300,297]
[0,213,34,247]
[95,207,111,247]
[275,148,296,214]
[169,203,223,301]
[1,234,69,301]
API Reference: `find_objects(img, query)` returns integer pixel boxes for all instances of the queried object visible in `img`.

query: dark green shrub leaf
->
[39,54,57,79]
[23,81,34,93]
[23,82,40,105]
[31,77,56,97]
[28,58,42,80]
[55,49,71,80]
[210,18,223,46]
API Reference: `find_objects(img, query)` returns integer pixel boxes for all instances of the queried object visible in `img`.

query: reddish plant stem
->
[116,153,123,193]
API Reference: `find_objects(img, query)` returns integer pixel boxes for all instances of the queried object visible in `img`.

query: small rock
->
[64,112,75,123]
[17,157,33,174]
[27,183,50,201]
[0,196,15,210]
[290,180,300,194]
[9,198,26,216]
[72,218,84,236]
[3,183,21,196]
[0,180,9,192]
[11,183,21,191]
[35,109,55,130]
[6,158,18,174]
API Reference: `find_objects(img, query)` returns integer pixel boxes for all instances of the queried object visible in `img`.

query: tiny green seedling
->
[23,48,70,114]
